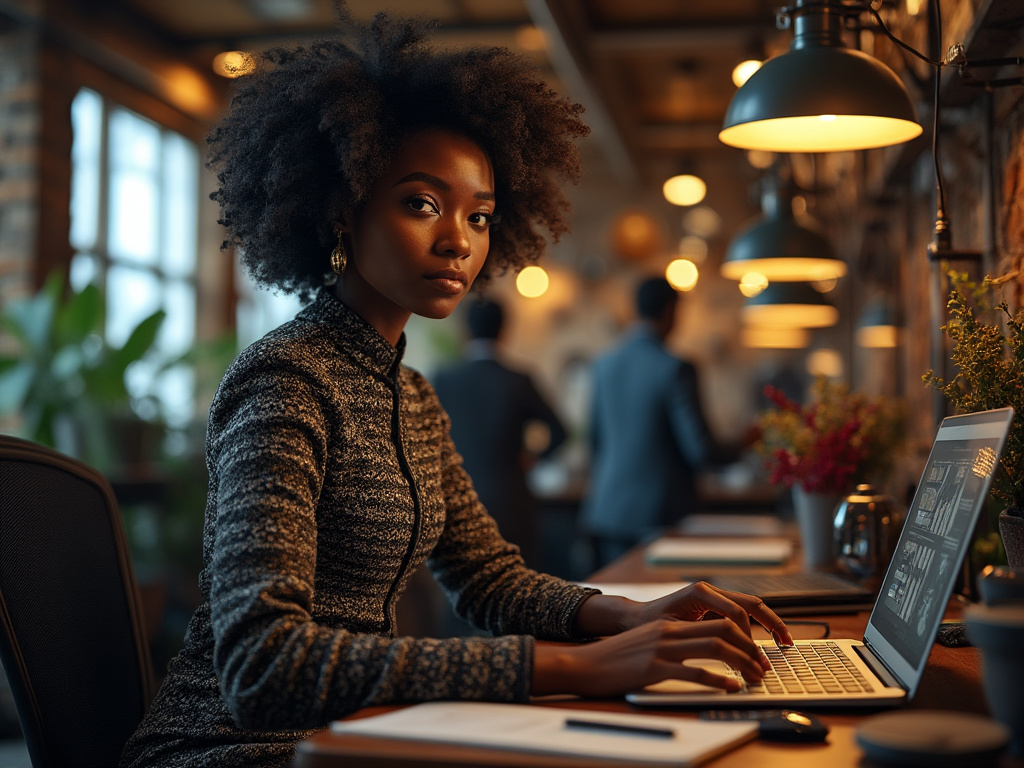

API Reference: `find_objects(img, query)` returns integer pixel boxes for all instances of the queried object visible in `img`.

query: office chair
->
[0,434,155,768]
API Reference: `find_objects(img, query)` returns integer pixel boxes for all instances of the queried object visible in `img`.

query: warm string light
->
[739,272,768,297]
[516,266,549,298]
[662,174,706,206]
[732,59,762,87]
[213,51,255,78]
[665,259,698,291]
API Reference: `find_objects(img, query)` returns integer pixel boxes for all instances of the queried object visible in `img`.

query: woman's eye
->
[469,211,496,228]
[406,196,439,215]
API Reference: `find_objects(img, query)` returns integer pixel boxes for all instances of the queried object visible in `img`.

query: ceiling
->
[111,0,788,192]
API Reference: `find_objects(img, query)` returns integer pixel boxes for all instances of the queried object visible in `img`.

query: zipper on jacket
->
[381,374,422,636]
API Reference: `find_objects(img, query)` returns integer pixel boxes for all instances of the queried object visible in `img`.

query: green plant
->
[0,271,166,471]
[923,271,1024,512]
[756,376,904,495]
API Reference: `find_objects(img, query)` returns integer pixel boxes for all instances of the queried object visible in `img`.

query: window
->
[69,88,199,428]
[235,277,303,348]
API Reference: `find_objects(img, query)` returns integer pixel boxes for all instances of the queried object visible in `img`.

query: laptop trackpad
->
[642,660,733,695]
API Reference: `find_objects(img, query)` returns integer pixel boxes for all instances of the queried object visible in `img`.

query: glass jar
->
[833,484,903,583]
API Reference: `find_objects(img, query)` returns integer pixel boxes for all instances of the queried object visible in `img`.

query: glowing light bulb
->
[666,259,698,291]
[516,265,549,298]
[739,272,768,297]
[662,174,706,206]
[213,51,255,78]
[732,59,762,88]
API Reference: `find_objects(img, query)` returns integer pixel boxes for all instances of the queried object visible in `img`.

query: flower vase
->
[792,486,843,571]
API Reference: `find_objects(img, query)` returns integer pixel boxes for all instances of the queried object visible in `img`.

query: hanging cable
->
[931,0,949,252]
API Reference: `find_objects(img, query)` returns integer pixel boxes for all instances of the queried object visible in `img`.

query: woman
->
[121,11,791,768]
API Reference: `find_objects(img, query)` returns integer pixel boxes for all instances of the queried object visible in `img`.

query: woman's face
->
[337,128,496,346]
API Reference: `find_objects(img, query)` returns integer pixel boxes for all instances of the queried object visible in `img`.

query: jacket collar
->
[300,289,406,377]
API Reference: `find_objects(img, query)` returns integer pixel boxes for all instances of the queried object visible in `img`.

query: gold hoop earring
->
[330,234,347,275]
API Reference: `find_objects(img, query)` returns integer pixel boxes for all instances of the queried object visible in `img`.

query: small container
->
[833,484,903,582]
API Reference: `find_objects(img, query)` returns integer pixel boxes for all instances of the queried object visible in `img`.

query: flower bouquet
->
[756,376,904,495]
[756,377,904,569]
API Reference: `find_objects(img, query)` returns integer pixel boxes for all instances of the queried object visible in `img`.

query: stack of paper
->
[645,537,793,566]
[331,701,757,766]
[678,514,786,538]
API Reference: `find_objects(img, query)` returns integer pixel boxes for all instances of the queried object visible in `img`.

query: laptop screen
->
[863,407,1013,698]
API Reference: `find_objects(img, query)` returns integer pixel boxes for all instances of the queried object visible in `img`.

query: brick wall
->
[0,24,40,301]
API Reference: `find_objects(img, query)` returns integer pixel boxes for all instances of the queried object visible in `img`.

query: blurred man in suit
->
[433,298,567,569]
[581,276,735,568]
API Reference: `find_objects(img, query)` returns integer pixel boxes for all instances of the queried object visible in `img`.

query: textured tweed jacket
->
[121,290,597,768]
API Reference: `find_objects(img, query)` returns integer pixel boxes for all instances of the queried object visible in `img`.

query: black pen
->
[564,718,675,738]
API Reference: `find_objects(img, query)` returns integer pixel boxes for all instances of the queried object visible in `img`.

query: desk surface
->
[294,536,1021,768]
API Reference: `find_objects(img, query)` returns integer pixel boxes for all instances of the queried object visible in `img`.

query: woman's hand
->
[535,581,795,698]
[574,581,794,646]
[532,615,768,698]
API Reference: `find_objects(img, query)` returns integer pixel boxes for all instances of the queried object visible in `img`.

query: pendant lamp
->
[742,282,839,329]
[719,0,922,152]
[721,179,845,282]
[856,300,899,348]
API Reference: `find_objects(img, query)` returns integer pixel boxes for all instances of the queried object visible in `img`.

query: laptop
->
[627,407,1014,708]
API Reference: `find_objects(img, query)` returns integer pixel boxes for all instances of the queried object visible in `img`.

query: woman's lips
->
[425,268,468,295]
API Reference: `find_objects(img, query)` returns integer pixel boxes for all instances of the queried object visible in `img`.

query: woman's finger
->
[658,581,794,647]
[710,587,794,646]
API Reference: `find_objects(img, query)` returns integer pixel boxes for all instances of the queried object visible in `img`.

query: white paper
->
[577,582,692,603]
[645,537,793,565]
[331,701,757,766]
[678,514,786,537]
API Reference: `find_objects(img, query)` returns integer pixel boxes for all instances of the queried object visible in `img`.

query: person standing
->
[581,276,731,567]
[433,299,567,568]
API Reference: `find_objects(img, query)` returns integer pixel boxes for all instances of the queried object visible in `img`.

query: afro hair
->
[206,11,590,301]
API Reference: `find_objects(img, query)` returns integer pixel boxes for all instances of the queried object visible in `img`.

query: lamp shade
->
[721,183,845,282]
[856,301,899,348]
[741,326,811,349]
[742,282,838,328]
[719,1,922,152]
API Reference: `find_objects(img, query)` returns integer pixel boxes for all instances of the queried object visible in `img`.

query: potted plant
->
[756,376,905,569]
[924,271,1024,567]
[0,271,166,474]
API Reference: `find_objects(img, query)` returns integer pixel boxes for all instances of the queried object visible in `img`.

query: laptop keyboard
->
[738,642,875,695]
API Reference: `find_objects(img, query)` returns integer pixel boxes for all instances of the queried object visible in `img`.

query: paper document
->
[678,513,786,537]
[577,582,692,603]
[331,701,757,766]
[646,537,793,565]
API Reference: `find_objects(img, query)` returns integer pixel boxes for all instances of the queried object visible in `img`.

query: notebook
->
[329,702,758,766]
[627,407,1014,708]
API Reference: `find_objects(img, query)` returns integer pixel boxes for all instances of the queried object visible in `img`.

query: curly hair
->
[206,11,589,300]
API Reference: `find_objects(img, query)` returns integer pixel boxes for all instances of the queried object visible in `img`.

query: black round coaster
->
[856,710,1009,767]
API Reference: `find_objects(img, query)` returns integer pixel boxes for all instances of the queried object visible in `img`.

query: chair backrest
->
[0,435,155,768]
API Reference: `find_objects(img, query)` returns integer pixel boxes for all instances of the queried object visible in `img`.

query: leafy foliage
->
[923,271,1024,510]
[0,271,166,471]
[756,376,904,495]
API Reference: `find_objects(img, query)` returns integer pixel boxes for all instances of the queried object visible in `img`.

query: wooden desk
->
[294,538,1021,768]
